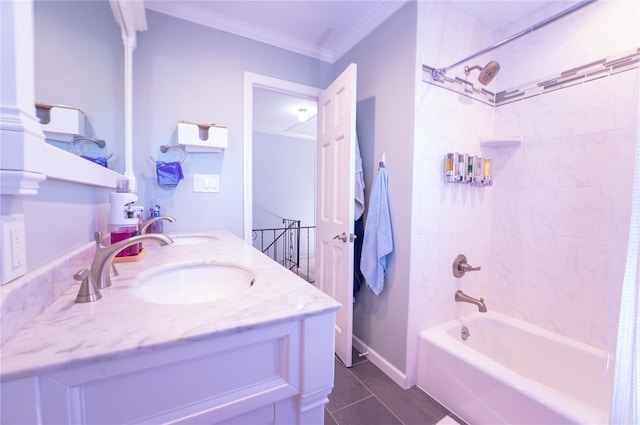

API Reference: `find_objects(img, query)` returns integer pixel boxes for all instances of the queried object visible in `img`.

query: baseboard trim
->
[352,336,409,389]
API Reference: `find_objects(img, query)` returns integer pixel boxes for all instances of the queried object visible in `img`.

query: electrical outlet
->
[1,214,27,285]
[193,174,220,193]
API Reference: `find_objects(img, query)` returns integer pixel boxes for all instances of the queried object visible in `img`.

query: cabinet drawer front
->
[41,322,301,424]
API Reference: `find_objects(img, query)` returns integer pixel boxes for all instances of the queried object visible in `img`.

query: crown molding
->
[145,1,332,62]
[332,0,408,62]
[145,1,406,64]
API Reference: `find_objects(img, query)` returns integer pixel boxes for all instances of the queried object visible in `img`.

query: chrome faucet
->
[90,231,173,289]
[455,290,487,313]
[140,215,176,234]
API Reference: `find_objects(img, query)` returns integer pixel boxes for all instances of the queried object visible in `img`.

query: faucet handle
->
[452,254,481,278]
[74,268,102,303]
[459,263,481,272]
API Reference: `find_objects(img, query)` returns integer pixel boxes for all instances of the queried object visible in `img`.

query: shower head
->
[464,60,501,85]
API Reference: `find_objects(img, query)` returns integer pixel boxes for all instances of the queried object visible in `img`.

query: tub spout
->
[455,290,487,313]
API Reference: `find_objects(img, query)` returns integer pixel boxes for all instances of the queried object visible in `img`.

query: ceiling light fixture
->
[297,108,309,122]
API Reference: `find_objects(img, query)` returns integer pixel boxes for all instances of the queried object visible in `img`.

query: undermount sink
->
[170,235,218,246]
[134,263,255,305]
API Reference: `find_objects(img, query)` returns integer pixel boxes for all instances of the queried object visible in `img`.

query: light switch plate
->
[1,214,27,285]
[193,174,220,193]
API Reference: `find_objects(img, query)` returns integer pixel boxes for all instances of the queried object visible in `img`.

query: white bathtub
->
[416,312,613,424]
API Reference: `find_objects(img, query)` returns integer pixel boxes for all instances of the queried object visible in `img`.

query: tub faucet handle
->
[459,263,481,272]
[453,254,481,278]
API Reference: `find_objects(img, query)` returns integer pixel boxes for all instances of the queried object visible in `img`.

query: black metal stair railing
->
[252,219,315,283]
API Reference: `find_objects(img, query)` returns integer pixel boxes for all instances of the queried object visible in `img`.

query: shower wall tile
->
[522,139,559,188]
[490,189,520,232]
[521,234,556,285]
[553,187,603,239]
[493,99,521,137]
[547,283,598,343]
[598,183,633,244]
[487,144,526,189]
[606,71,640,131]
[555,133,620,188]
[519,90,566,141]
[489,66,638,349]
[410,66,494,369]
[494,23,567,91]
[410,0,637,379]
[562,0,640,71]
[494,1,639,92]
[518,187,558,236]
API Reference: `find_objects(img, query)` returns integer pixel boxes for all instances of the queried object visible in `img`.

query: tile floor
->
[324,350,466,425]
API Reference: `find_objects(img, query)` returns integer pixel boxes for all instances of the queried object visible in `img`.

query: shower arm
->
[430,0,595,82]
[464,65,483,76]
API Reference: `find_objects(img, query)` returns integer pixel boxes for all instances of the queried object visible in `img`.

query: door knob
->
[333,232,348,242]
[333,232,356,243]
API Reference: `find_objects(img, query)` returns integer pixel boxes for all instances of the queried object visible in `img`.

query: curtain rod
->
[429,0,596,82]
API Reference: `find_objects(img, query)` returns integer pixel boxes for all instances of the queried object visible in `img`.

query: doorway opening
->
[243,73,322,281]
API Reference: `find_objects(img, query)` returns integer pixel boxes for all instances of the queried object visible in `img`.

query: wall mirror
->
[33,0,125,174]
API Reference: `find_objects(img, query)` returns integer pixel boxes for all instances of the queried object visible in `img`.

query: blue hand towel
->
[81,155,108,168]
[156,161,184,188]
[360,162,393,295]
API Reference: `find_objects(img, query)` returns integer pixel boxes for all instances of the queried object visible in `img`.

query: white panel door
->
[316,64,357,367]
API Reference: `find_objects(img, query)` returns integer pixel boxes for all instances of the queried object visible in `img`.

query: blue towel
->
[156,161,184,188]
[81,155,108,168]
[360,162,393,295]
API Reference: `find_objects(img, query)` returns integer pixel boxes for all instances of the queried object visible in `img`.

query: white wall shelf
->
[35,103,85,142]
[177,121,228,152]
[479,137,522,148]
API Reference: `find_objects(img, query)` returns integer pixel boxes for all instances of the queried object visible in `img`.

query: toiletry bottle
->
[109,201,140,257]
[109,180,140,257]
[149,198,163,233]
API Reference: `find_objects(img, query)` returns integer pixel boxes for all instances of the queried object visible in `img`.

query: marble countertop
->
[0,231,340,381]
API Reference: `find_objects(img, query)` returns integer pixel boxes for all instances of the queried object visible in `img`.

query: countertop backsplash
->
[1,242,96,346]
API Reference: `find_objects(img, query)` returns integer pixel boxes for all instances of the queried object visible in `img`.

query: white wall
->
[252,132,315,230]
[132,10,333,237]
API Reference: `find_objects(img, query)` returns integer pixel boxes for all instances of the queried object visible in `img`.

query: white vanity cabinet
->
[1,312,335,424]
[0,232,340,424]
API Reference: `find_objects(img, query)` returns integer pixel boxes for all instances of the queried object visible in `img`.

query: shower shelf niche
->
[479,138,522,148]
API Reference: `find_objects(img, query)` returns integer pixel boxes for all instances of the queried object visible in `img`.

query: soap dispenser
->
[109,179,140,257]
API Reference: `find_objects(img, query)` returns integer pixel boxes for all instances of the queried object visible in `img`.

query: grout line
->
[329,394,375,415]
[344,362,412,425]
[335,354,460,425]
[325,407,339,425]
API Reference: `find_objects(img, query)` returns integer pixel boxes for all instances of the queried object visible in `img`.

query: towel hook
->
[71,136,113,160]
[149,145,187,163]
